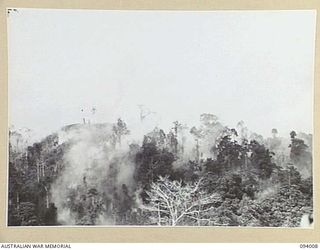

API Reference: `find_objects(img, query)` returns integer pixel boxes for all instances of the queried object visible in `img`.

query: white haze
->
[7,9,316,142]
[51,124,137,225]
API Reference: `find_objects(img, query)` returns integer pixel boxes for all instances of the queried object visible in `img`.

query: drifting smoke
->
[256,184,280,202]
[8,108,313,227]
[50,123,136,225]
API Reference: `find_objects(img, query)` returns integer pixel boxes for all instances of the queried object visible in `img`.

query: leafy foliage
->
[8,115,313,227]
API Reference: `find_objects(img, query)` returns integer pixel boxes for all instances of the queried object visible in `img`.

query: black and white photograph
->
[7,9,315,227]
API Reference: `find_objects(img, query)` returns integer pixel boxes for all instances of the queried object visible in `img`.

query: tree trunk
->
[119,136,121,146]
[244,154,248,169]
[37,164,40,183]
[196,139,200,164]
[157,204,161,226]
[42,164,45,177]
[16,192,20,213]
[171,219,176,226]
[44,186,49,209]
[46,192,49,209]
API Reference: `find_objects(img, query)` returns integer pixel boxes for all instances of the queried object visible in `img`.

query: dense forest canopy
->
[8,114,313,227]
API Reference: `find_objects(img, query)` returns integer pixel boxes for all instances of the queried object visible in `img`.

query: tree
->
[74,186,104,225]
[249,132,264,144]
[134,140,175,188]
[204,158,222,176]
[268,128,281,152]
[283,164,302,187]
[290,131,297,139]
[172,121,188,155]
[190,126,203,163]
[249,140,277,179]
[139,176,222,226]
[112,118,130,146]
[200,113,219,127]
[289,133,310,163]
[271,128,278,138]
[190,114,225,161]
[43,203,58,225]
[199,114,225,155]
[240,139,250,169]
[289,131,312,177]
[215,133,242,171]
[145,127,167,149]
[236,121,249,140]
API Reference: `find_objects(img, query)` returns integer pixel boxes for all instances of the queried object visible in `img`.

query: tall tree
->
[190,126,203,163]
[289,131,312,176]
[289,131,310,164]
[215,131,242,171]
[112,118,130,146]
[271,128,278,138]
[249,140,277,179]
[134,140,175,188]
[172,121,188,155]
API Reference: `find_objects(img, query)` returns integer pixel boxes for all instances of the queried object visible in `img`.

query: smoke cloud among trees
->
[8,114,313,227]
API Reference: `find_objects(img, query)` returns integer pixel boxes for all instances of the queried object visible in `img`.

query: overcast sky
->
[7,9,316,140]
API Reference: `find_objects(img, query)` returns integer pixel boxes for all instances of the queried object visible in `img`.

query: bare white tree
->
[139,176,222,226]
